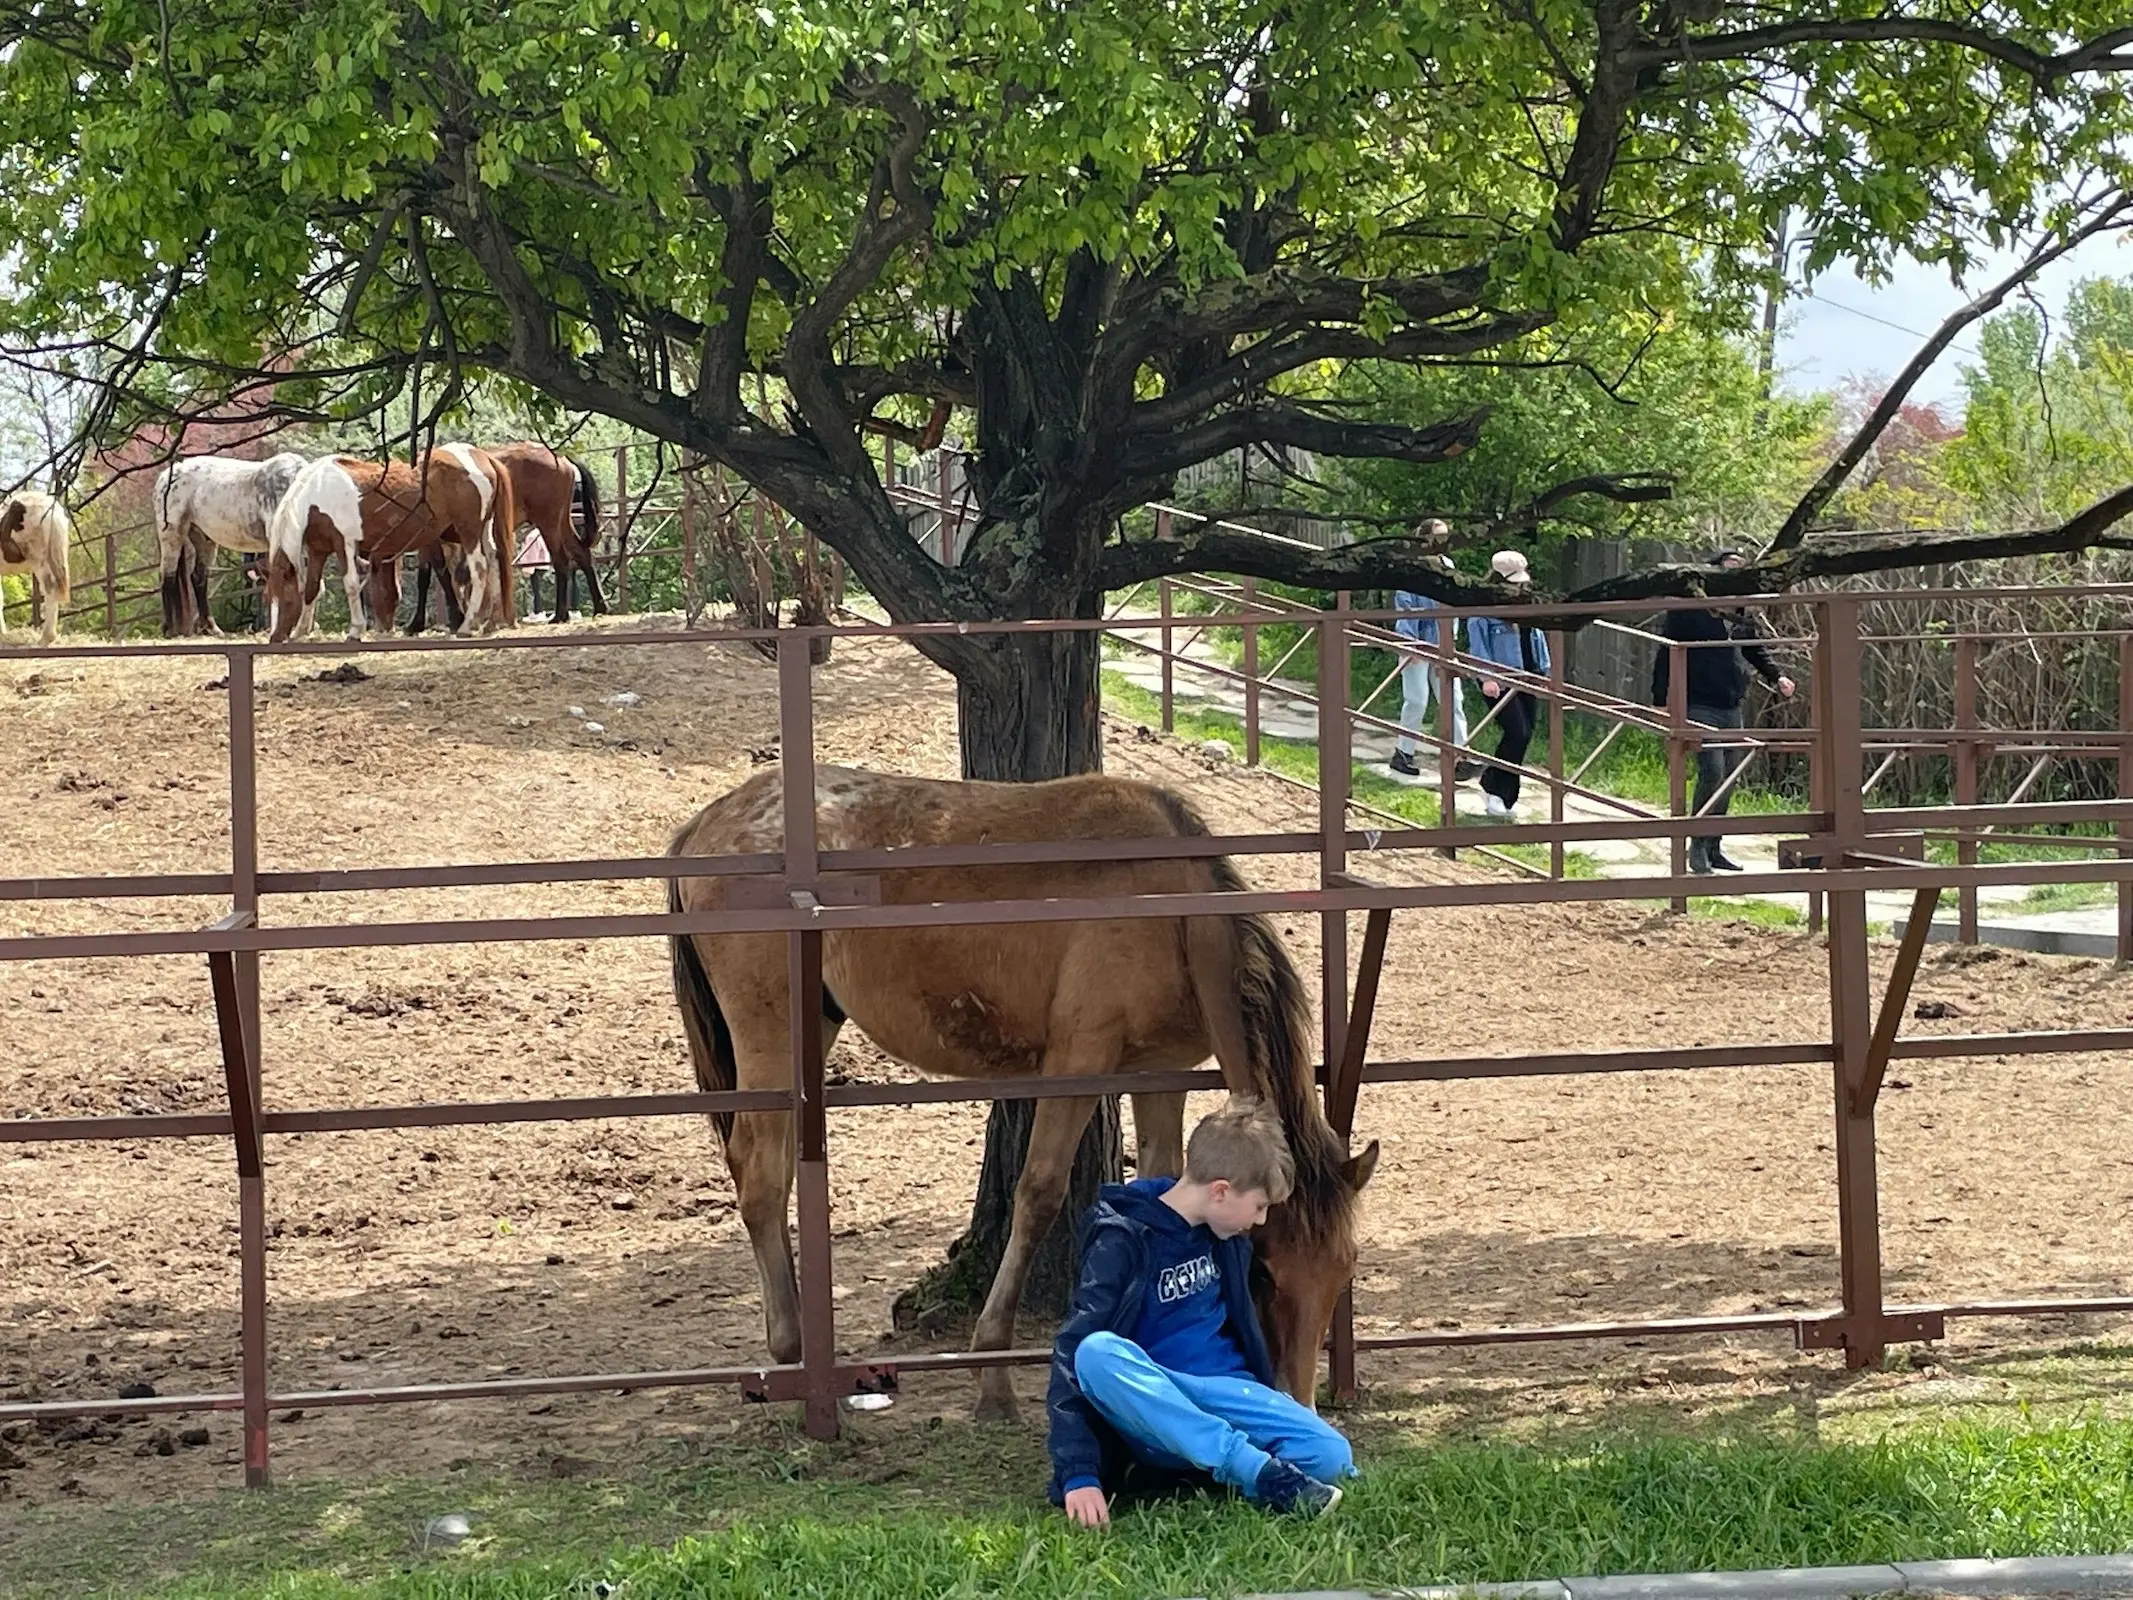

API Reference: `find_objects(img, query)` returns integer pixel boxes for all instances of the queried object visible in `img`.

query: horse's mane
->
[1150,785,1356,1254]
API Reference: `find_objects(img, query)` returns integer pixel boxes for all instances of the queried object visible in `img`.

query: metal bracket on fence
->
[738,1362,899,1405]
[1795,1308,1945,1353]
[1779,831,1926,870]
[724,873,881,911]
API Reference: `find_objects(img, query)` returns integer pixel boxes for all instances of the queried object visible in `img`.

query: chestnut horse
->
[262,447,513,642]
[668,766,1377,1419]
[410,442,604,631]
[0,492,73,645]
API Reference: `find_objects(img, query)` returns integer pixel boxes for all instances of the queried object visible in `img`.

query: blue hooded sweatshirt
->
[1044,1177,1278,1504]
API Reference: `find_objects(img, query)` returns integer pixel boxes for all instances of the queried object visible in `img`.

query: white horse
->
[0,492,73,645]
[153,452,308,635]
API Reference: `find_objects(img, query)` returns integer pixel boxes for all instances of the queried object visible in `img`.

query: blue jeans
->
[1073,1332,1354,1495]
[1397,655,1468,756]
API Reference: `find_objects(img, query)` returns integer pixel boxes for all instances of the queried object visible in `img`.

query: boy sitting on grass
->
[1046,1096,1354,1526]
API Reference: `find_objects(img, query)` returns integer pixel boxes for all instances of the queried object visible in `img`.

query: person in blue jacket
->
[1389,540,1477,781]
[1046,1097,1354,1527]
[1465,548,1552,820]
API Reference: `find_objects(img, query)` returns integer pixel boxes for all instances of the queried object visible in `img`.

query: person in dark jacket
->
[1649,550,1797,873]
[1047,1098,1353,1527]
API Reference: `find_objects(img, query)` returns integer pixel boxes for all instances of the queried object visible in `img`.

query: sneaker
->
[1453,760,1481,782]
[1483,794,1512,820]
[1254,1458,1343,1517]
[1388,750,1421,777]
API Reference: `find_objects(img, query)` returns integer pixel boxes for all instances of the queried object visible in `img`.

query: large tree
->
[4,0,2133,1321]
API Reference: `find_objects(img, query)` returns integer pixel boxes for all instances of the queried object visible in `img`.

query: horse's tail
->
[668,875,738,1142]
[487,457,517,626]
[46,503,73,604]
[567,455,600,552]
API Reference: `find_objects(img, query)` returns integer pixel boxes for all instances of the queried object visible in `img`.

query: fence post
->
[1241,577,1262,766]
[1955,634,1979,944]
[680,462,700,626]
[1314,604,1354,1402]
[224,649,271,1483]
[1157,508,1174,732]
[778,632,838,1440]
[937,445,953,565]
[1435,611,1458,854]
[1548,630,1567,879]
[612,446,630,612]
[103,531,117,636]
[2119,634,2131,965]
[1667,640,1689,914]
[1818,595,1888,1369]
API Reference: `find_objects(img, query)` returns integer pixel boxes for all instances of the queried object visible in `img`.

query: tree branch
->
[1095,483,2133,615]
[1767,192,2133,552]
[1641,18,2133,81]
[781,81,932,469]
[1131,309,1549,433]
[1121,405,1487,481]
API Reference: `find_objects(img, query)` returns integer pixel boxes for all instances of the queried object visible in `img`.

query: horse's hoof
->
[971,1388,1022,1426]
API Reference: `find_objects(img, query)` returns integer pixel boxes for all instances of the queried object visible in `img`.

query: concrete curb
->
[1890,916,2119,961]
[1212,1554,2133,1600]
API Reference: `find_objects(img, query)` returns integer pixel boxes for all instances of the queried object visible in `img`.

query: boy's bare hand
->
[1063,1486,1110,1528]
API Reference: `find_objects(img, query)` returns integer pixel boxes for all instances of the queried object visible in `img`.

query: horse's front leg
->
[1131,1092,1187,1180]
[340,541,366,641]
[970,1089,1104,1423]
[188,535,222,636]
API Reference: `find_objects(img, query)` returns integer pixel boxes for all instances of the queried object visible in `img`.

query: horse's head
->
[262,548,304,642]
[1252,1139,1379,1405]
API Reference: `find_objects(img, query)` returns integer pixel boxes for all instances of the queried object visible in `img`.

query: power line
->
[1797,290,1985,361]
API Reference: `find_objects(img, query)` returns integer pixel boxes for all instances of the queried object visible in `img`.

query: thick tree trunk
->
[895,614,1127,1331]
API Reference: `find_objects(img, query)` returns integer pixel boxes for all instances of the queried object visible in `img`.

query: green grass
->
[2020,880,2124,913]
[1687,896,1808,930]
[16,1410,2133,1599]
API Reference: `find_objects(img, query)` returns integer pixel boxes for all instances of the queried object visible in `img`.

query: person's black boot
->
[1707,843,1746,872]
[1687,836,1714,875]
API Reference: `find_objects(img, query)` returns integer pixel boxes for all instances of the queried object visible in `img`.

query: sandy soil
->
[2,618,2129,1503]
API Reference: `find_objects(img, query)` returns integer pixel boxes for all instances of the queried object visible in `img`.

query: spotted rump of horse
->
[0,492,74,645]
[409,439,605,633]
[263,448,514,642]
[668,766,1377,1418]
[153,452,308,636]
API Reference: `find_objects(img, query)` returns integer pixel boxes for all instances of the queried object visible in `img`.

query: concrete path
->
[1107,637,2120,951]
[1192,1552,2133,1600]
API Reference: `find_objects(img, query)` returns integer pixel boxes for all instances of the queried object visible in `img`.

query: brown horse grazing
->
[408,441,603,632]
[263,448,515,643]
[668,766,1378,1419]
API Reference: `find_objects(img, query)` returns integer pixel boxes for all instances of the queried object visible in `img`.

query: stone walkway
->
[1108,635,2120,952]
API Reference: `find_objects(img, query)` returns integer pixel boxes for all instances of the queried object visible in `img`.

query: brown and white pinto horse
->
[411,441,604,631]
[262,447,513,643]
[0,492,74,645]
[668,766,1377,1419]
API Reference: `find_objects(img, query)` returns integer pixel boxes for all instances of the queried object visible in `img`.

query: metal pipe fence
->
[4,588,2133,1485]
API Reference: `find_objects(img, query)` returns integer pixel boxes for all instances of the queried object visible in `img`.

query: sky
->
[1774,230,2133,415]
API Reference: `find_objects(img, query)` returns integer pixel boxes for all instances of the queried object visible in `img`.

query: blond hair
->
[1184,1096,1294,1201]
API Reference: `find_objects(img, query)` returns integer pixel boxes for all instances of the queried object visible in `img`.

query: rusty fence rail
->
[3,596,2133,1483]
[1111,572,2133,951]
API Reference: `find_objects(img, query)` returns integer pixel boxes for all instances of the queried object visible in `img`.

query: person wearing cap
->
[1465,549,1551,820]
[1388,532,1476,782]
[1649,550,1797,873]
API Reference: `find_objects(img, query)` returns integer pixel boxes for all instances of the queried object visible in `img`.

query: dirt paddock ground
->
[3,617,2131,1505]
